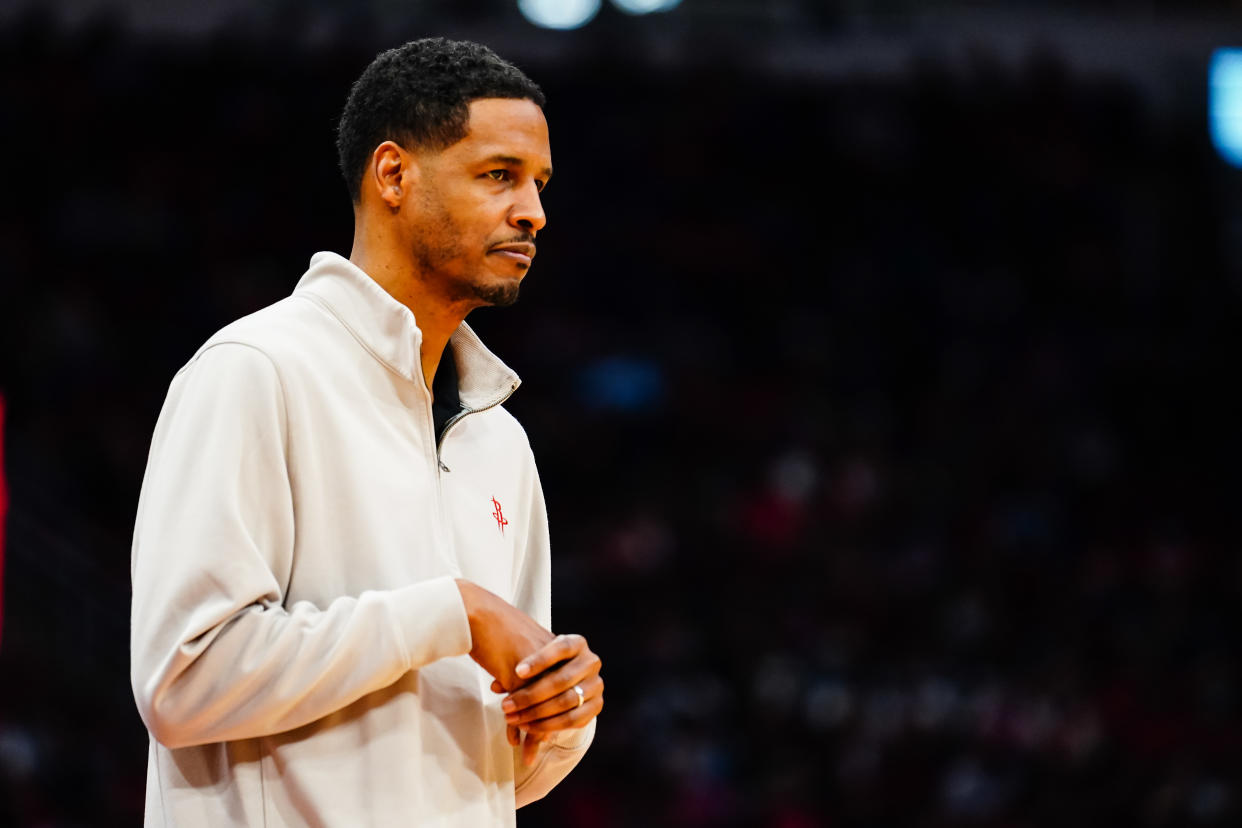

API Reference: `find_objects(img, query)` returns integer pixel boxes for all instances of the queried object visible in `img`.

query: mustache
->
[490,233,536,249]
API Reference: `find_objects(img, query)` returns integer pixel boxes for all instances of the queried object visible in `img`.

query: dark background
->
[2,0,1241,825]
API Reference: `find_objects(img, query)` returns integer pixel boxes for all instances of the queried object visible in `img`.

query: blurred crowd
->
[1,8,1240,826]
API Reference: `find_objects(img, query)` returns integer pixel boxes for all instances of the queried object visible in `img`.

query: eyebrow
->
[484,154,553,181]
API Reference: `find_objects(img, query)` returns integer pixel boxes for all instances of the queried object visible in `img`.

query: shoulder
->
[200,295,332,360]
[484,404,533,448]
[167,339,284,414]
[172,293,344,382]
[471,405,543,484]
[163,296,334,403]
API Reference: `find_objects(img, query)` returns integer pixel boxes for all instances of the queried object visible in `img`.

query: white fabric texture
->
[131,251,594,826]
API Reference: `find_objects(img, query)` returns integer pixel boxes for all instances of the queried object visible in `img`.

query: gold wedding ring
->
[572,684,585,708]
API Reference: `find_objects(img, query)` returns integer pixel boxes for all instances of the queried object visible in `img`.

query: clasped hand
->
[457,580,604,766]
[493,633,604,765]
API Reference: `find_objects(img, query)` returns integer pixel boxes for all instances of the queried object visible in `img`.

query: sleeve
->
[507,452,595,807]
[130,342,472,750]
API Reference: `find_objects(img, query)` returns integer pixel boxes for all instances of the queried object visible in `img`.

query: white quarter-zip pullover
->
[131,251,593,826]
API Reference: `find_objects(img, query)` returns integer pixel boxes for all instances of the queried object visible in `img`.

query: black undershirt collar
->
[431,344,463,442]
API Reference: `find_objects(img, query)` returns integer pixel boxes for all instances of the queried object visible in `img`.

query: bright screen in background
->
[1210,48,1242,167]
[612,0,682,13]
[518,0,600,29]
[518,0,678,28]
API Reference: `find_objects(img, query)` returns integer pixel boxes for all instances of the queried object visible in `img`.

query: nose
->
[510,182,546,235]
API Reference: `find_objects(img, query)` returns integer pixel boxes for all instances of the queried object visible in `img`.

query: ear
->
[366,141,415,209]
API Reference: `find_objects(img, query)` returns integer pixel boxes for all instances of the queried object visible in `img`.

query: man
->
[130,38,602,826]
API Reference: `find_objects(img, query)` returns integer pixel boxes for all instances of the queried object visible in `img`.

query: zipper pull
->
[439,459,451,473]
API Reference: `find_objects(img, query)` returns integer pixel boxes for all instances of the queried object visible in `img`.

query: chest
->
[280,366,529,604]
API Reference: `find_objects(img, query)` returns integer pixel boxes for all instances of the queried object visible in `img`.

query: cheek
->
[456,193,510,235]
[428,204,470,250]
[424,189,507,255]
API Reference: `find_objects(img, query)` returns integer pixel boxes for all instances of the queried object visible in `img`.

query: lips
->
[489,243,535,265]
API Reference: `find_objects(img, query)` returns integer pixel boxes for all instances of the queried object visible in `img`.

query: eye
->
[486,169,510,182]
[535,179,546,193]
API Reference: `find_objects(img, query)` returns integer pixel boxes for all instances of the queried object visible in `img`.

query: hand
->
[455,579,555,693]
[494,633,604,763]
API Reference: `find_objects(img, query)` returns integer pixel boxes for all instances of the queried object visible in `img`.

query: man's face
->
[405,98,552,308]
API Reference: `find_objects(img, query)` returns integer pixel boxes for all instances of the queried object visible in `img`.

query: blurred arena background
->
[2,0,1242,824]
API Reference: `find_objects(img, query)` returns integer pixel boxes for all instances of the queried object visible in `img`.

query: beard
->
[421,251,522,308]
[411,199,522,308]
[468,278,520,307]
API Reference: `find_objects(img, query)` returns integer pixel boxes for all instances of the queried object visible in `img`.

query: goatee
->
[470,280,520,307]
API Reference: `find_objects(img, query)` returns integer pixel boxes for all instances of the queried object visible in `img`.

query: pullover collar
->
[294,251,521,410]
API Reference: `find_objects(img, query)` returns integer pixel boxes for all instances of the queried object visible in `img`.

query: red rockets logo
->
[491,497,508,536]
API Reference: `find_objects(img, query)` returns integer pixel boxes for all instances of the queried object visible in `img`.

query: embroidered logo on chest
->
[491,496,508,536]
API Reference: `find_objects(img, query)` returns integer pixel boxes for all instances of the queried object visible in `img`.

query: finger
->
[520,694,604,736]
[506,674,604,726]
[514,633,584,680]
[507,724,520,747]
[491,679,505,694]
[521,731,547,767]
[503,650,601,715]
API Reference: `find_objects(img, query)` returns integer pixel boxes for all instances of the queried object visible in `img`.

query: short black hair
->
[337,37,546,202]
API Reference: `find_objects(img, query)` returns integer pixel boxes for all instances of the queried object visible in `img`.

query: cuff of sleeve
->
[388,575,473,670]
[547,716,596,751]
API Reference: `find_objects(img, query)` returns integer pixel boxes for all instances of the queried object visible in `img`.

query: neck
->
[349,235,471,393]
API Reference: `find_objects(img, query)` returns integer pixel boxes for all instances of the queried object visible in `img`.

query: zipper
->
[435,380,520,472]
[417,373,456,574]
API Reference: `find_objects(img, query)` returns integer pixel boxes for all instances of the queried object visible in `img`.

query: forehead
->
[450,98,551,166]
